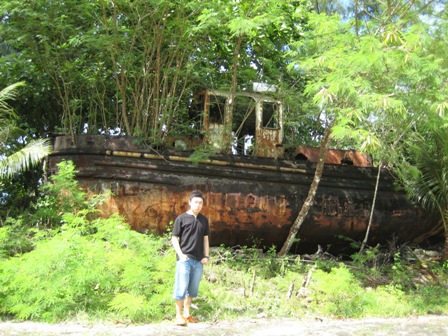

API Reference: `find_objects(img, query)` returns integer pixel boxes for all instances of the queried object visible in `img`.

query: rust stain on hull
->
[49,135,443,253]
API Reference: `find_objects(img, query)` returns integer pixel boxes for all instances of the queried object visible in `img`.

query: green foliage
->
[0,221,34,258]
[0,82,52,180]
[0,0,309,141]
[0,138,52,180]
[287,2,448,166]
[307,265,411,317]
[309,265,363,316]
[1,215,448,323]
[188,144,221,166]
[410,284,448,315]
[198,253,448,321]
[0,213,174,322]
[0,82,52,225]
[395,124,448,259]
[37,160,87,219]
[0,160,175,322]
[284,2,448,258]
[0,160,89,260]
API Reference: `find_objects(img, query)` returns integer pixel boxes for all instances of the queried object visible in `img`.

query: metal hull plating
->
[49,135,442,253]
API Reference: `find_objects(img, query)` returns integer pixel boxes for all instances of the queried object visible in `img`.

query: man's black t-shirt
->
[172,212,209,261]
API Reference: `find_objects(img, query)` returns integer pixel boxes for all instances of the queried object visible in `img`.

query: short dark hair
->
[190,190,205,201]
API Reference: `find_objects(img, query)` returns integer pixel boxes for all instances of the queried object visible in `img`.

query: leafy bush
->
[0,160,175,322]
[31,160,89,229]
[0,211,175,322]
[0,160,88,259]
[0,219,35,258]
[199,256,448,321]
[307,265,366,317]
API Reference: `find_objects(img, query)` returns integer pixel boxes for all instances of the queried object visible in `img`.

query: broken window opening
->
[189,94,205,131]
[209,95,226,124]
[233,96,256,155]
[262,101,279,129]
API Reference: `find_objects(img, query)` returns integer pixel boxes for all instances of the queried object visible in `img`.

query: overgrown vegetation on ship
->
[0,161,447,323]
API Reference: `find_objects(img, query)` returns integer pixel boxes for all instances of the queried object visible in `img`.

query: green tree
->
[0,0,204,140]
[191,0,310,150]
[194,0,308,87]
[0,0,311,143]
[279,1,447,255]
[0,82,51,180]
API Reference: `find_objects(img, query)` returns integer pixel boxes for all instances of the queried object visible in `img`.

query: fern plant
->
[0,160,175,322]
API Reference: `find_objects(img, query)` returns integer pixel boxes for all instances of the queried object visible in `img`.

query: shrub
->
[307,264,365,317]
[0,160,89,259]
[0,160,175,322]
[0,212,175,322]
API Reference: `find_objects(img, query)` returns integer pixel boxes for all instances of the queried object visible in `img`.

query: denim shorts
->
[173,258,204,300]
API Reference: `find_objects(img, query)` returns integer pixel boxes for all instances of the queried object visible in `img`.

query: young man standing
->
[171,190,210,326]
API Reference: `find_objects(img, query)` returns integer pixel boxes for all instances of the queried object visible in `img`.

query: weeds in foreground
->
[1,236,447,323]
[198,247,448,322]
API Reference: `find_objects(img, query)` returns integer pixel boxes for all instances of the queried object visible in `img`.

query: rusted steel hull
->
[49,135,442,253]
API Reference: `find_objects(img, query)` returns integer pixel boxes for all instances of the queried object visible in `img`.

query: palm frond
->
[0,124,22,144]
[0,42,14,56]
[0,138,53,180]
[0,82,25,117]
[410,127,448,216]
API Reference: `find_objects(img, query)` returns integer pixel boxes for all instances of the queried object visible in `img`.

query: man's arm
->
[171,235,188,261]
[202,235,210,264]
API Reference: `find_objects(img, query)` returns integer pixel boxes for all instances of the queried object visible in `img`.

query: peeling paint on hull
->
[49,135,443,253]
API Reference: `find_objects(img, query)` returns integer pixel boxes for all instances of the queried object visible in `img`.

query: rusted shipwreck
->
[49,87,442,253]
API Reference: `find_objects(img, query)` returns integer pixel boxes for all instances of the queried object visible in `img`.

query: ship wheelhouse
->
[190,88,284,158]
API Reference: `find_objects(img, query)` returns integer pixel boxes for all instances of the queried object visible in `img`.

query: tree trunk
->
[444,229,448,262]
[359,161,382,253]
[223,35,244,154]
[277,122,334,256]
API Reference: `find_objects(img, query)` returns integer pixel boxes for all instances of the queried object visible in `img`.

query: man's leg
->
[183,260,203,322]
[174,299,187,326]
[176,299,184,318]
[183,295,193,317]
[173,260,191,325]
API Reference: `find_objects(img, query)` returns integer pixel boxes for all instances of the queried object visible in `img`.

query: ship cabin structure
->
[187,86,370,167]
[190,86,284,159]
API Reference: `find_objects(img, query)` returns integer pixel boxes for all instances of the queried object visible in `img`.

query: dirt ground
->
[0,315,447,336]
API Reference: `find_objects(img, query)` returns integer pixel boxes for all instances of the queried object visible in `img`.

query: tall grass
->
[197,248,448,321]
